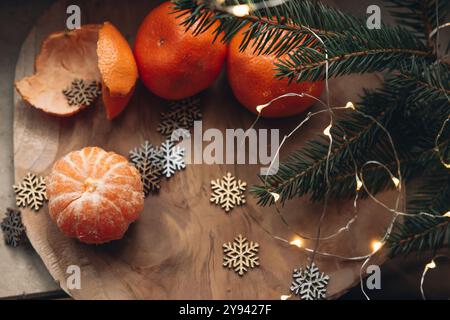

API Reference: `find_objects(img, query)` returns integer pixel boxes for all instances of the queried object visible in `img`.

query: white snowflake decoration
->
[210,172,246,212]
[129,141,160,165]
[223,234,259,276]
[129,141,162,195]
[290,262,330,300]
[157,140,186,178]
[13,173,47,211]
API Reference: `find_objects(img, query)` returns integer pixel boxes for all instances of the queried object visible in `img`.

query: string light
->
[248,93,446,299]
[420,257,444,300]
[242,89,405,299]
[429,22,450,38]
[246,98,446,299]
[419,6,450,301]
[216,0,449,300]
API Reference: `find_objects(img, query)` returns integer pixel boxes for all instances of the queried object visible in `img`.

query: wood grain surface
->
[13,0,400,299]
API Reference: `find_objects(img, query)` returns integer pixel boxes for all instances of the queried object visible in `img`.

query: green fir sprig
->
[172,0,450,256]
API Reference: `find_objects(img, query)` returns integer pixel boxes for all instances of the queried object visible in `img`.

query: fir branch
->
[322,136,448,202]
[174,0,432,76]
[388,216,450,256]
[387,171,450,256]
[251,80,406,205]
[251,72,449,205]
[384,0,450,47]
[276,28,431,82]
[393,60,450,113]
[175,0,450,255]
[173,0,366,55]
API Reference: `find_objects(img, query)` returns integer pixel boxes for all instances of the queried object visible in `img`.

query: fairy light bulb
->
[391,176,400,189]
[371,240,383,253]
[280,294,292,300]
[323,124,332,138]
[256,103,268,113]
[444,211,450,218]
[290,238,303,248]
[426,260,436,270]
[355,174,363,191]
[270,192,280,203]
[231,4,250,17]
[345,101,355,110]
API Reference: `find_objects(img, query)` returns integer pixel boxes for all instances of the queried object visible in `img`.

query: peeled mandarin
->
[46,147,144,244]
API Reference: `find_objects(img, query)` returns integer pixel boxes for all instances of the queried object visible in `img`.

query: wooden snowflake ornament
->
[1,208,26,247]
[290,262,330,300]
[129,141,162,195]
[223,234,259,276]
[13,173,47,211]
[157,97,202,139]
[210,172,246,212]
[166,97,202,128]
[157,117,184,139]
[63,79,101,107]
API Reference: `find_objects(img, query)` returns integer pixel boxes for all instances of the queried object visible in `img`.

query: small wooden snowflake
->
[210,172,246,212]
[290,262,330,300]
[13,173,48,211]
[223,234,259,276]
[63,79,101,107]
[157,97,202,139]
[165,97,202,128]
[129,141,163,195]
[1,208,26,247]
[157,117,184,139]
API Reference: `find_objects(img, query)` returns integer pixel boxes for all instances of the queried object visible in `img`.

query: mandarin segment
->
[47,147,144,244]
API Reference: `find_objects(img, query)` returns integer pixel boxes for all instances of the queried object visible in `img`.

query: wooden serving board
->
[13,0,398,299]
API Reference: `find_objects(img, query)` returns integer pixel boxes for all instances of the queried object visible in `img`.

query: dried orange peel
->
[16,22,138,120]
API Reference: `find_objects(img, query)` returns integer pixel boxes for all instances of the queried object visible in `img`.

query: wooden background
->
[13,0,398,299]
